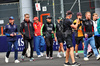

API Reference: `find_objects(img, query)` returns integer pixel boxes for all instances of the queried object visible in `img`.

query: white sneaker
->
[14,60,20,63]
[38,55,41,58]
[21,55,25,61]
[57,54,62,58]
[84,57,89,61]
[30,57,35,61]
[40,52,43,57]
[64,53,66,57]
[96,54,100,60]
[5,56,9,63]
[46,56,49,59]
[50,57,53,60]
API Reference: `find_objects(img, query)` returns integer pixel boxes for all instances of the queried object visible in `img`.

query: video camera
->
[79,19,87,22]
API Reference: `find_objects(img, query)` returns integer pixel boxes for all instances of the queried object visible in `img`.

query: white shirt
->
[93,20,97,32]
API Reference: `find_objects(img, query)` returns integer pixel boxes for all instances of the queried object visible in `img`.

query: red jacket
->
[33,22,43,36]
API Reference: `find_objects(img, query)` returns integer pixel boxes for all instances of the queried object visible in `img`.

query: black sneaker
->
[72,62,81,66]
[75,55,80,59]
[64,62,71,66]
[87,52,93,58]
[87,52,91,55]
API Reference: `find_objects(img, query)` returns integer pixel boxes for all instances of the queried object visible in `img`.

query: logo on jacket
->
[85,22,89,25]
[50,24,53,26]
[25,23,27,26]
[8,25,11,28]
[34,24,37,29]
[47,27,52,30]
[13,25,16,28]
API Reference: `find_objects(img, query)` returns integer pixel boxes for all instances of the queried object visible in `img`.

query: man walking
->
[87,13,100,58]
[63,11,80,66]
[4,16,20,63]
[43,16,57,59]
[83,12,100,61]
[20,14,34,61]
[56,17,66,58]
[33,17,45,58]
[93,13,100,52]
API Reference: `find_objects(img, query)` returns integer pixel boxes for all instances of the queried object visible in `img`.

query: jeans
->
[6,41,18,60]
[83,36,99,57]
[34,36,45,55]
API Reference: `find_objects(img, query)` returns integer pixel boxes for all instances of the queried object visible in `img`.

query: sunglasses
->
[26,17,30,18]
[49,19,51,20]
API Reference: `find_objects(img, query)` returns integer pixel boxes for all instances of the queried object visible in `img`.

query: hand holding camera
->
[76,19,80,24]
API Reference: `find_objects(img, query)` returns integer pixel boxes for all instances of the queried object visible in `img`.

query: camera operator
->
[73,12,84,59]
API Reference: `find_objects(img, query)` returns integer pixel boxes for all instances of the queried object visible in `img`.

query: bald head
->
[85,11,91,20]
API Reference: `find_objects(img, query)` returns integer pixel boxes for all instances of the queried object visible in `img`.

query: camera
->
[79,19,87,22]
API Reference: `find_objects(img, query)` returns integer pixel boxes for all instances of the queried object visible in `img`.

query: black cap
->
[66,10,73,15]
[46,16,52,19]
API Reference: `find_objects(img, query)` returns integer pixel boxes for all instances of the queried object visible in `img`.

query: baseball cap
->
[66,10,74,15]
[46,16,52,19]
[77,12,82,16]
[33,17,39,21]
[9,16,14,20]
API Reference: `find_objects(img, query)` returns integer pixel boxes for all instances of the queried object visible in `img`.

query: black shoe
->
[87,52,91,55]
[87,52,93,58]
[72,62,81,66]
[64,62,71,66]
[75,55,80,59]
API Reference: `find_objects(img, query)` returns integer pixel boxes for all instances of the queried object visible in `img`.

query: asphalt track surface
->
[0,51,100,66]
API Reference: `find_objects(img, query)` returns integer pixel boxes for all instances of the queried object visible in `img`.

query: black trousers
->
[94,36,100,49]
[45,37,53,57]
[22,39,34,58]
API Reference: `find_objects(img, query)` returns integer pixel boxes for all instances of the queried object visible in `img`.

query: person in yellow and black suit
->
[73,12,84,59]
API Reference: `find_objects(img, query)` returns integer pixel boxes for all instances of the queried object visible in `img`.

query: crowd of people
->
[3,10,100,66]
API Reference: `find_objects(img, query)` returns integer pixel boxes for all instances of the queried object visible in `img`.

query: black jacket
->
[20,20,34,39]
[43,22,55,38]
[56,22,63,35]
[83,19,94,38]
